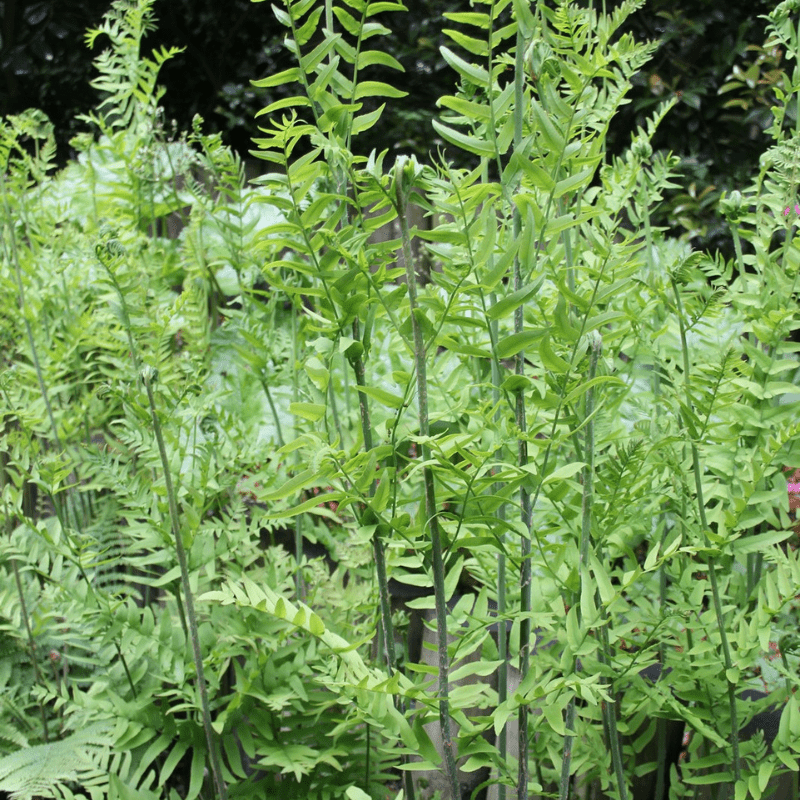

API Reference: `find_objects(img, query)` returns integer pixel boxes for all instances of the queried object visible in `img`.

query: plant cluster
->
[2,1,800,800]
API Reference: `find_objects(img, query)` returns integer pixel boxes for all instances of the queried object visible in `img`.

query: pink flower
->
[788,483,800,493]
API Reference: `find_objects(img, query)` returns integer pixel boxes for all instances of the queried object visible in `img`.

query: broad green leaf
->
[346,788,372,800]
[444,556,464,602]
[775,749,798,770]
[332,6,361,36]
[732,529,791,553]
[580,576,596,624]
[512,0,536,36]
[291,0,317,17]
[487,283,540,321]
[543,462,586,484]
[540,335,571,373]
[271,4,291,26]
[252,67,302,88]
[443,12,491,26]
[290,402,326,421]
[502,375,533,393]
[332,37,357,66]
[437,95,492,122]
[354,81,407,100]
[496,329,546,359]
[442,29,489,57]
[365,2,405,14]
[440,46,490,87]
[494,701,517,736]
[357,50,404,71]
[255,95,312,117]
[308,612,325,636]
[513,153,556,192]
[530,99,565,151]
[351,103,386,135]
[589,553,614,604]
[543,700,566,735]
[563,376,623,406]
[553,168,595,199]
[432,119,496,157]
[305,356,330,392]
[296,6,324,44]
[566,605,580,649]
[543,212,583,237]
[554,294,578,341]
[644,541,660,571]
[355,384,404,408]
[362,21,391,38]
[258,468,319,501]
[301,36,341,73]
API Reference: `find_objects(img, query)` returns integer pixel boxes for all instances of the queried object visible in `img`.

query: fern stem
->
[259,377,286,448]
[482,4,510,789]
[395,159,460,800]
[114,641,138,700]
[558,335,606,800]
[512,20,533,800]
[580,334,628,800]
[643,199,670,800]
[142,369,228,800]
[348,329,415,800]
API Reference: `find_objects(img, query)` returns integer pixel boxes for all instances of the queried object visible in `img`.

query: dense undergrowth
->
[2,1,800,799]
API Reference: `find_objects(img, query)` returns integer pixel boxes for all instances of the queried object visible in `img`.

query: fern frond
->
[82,0,184,133]
[0,722,113,800]
[252,0,407,157]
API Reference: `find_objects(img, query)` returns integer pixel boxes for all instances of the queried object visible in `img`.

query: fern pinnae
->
[0,721,114,800]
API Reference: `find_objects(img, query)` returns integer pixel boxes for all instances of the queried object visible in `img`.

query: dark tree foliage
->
[1,0,109,153]
[601,0,780,259]
[0,0,786,257]
[1,0,462,165]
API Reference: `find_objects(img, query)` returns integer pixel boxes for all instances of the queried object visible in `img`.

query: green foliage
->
[0,722,114,800]
[3,0,800,799]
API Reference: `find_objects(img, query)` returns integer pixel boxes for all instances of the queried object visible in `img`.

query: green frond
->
[0,722,113,800]
[598,0,648,46]
[252,0,407,156]
[82,0,183,134]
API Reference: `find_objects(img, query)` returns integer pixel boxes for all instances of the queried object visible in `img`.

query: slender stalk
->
[558,700,576,800]
[259,377,286,448]
[290,304,304,599]
[142,369,228,800]
[513,26,532,800]
[559,335,611,800]
[395,160,459,800]
[670,277,740,783]
[583,335,628,800]
[482,1,510,790]
[491,318,509,800]
[348,318,415,800]
[644,200,669,800]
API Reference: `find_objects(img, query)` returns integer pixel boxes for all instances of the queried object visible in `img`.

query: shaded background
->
[0,0,785,258]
